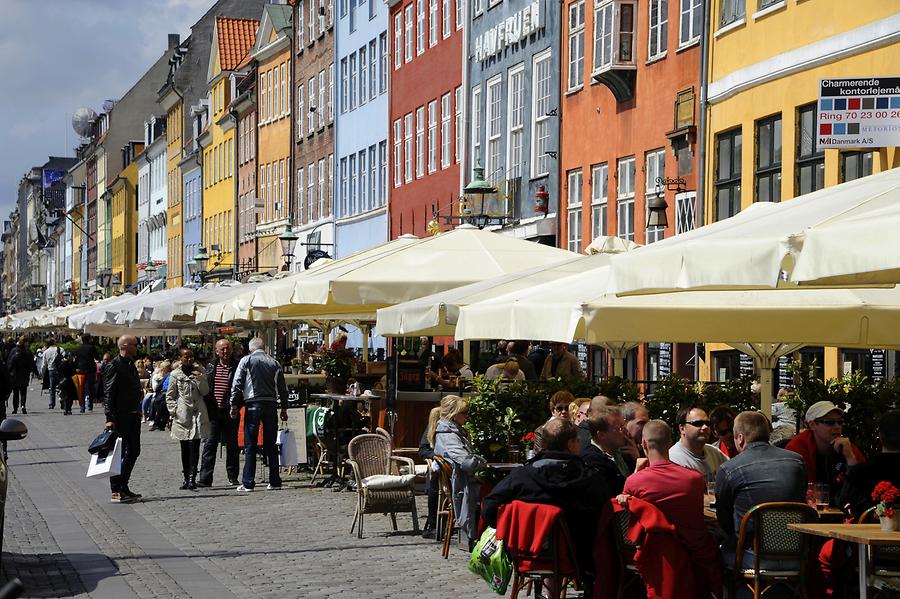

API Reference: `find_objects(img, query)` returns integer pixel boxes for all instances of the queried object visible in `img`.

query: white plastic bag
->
[277,429,298,467]
[86,437,122,479]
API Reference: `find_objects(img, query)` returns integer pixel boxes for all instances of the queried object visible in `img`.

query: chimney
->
[168,34,180,49]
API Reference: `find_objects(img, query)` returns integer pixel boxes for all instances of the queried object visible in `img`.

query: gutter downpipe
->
[694,0,712,382]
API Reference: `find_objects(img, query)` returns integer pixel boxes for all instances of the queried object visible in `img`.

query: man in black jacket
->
[75,333,100,413]
[103,335,143,503]
[197,339,240,487]
[581,405,636,496]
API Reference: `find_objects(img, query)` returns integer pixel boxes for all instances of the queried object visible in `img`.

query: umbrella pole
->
[759,365,774,419]
[362,324,369,363]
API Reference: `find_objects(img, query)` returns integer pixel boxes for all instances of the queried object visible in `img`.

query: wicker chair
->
[727,501,819,599]
[433,455,460,558]
[346,434,419,538]
[310,430,332,484]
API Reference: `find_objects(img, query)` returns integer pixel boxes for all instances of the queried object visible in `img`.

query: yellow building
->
[701,0,900,381]
[201,16,259,280]
[108,145,142,289]
[161,85,185,287]
[251,4,292,273]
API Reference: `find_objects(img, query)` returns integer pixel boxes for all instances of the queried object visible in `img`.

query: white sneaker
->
[236,485,253,492]
[266,484,282,491]
[147,421,155,427]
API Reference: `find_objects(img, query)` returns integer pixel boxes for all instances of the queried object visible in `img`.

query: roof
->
[215,16,259,72]
[266,4,293,32]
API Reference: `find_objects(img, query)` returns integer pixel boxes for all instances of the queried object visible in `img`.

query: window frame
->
[506,63,525,180]
[567,0,585,91]
[795,103,824,196]
[645,148,666,243]
[714,127,742,221]
[531,49,552,180]
[648,0,668,59]
[566,169,583,253]
[679,0,702,46]
[591,162,608,239]
[755,113,782,203]
[428,99,438,174]
[617,156,636,241]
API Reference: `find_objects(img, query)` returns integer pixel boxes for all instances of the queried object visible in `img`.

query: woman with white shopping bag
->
[166,347,210,490]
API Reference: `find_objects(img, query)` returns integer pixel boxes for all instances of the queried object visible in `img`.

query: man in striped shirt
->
[197,339,240,487]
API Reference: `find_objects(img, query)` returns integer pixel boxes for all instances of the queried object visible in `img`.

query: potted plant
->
[290,357,302,375]
[318,347,355,394]
[872,481,898,531]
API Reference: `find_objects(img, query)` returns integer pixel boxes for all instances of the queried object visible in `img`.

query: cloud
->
[0,0,213,220]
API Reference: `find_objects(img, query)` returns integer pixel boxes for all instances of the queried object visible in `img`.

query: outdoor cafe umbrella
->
[67,294,135,331]
[608,167,900,295]
[249,225,576,320]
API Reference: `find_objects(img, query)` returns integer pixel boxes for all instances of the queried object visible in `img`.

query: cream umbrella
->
[67,293,136,331]
[581,286,900,415]
[250,225,577,319]
[150,281,243,322]
[116,287,198,325]
[584,235,641,255]
[609,168,900,295]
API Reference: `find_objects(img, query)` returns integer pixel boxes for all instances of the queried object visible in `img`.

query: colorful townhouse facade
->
[464,0,563,246]
[333,0,390,257]
[137,117,168,287]
[701,0,900,383]
[251,4,294,273]
[232,58,258,276]
[291,0,336,266]
[202,16,260,281]
[109,143,142,289]
[387,0,464,238]
[182,100,207,281]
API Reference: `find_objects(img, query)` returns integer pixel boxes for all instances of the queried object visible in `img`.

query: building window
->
[359,150,368,211]
[317,159,325,219]
[349,154,358,213]
[796,104,824,196]
[329,62,335,122]
[680,0,702,45]
[568,0,585,91]
[471,85,482,166]
[348,0,355,31]
[593,0,613,71]
[591,163,608,238]
[645,148,665,243]
[720,0,744,26]
[379,142,387,202]
[260,72,267,122]
[369,40,377,101]
[442,0,451,38]
[486,76,502,182]
[369,0,376,20]
[308,77,316,133]
[455,86,463,164]
[328,153,334,216]
[297,167,305,223]
[405,5,414,62]
[308,163,315,220]
[340,58,348,113]
[318,70,326,129]
[456,0,462,28]
[404,113,413,182]
[474,0,483,17]
[567,169,583,253]
[675,192,696,234]
[379,33,388,93]
[430,0,438,46]
[416,106,425,178]
[359,46,368,105]
[268,69,274,121]
[393,119,403,187]
[416,0,426,55]
[507,64,525,179]
[298,0,306,48]
[428,100,438,173]
[312,0,319,38]
[756,114,782,203]
[281,63,288,116]
[715,127,742,221]
[394,13,403,69]
[840,151,874,183]
[532,50,552,179]
[441,93,452,168]
[649,0,667,58]
[348,54,356,110]
[617,156,635,241]
[369,146,377,207]
[339,158,348,217]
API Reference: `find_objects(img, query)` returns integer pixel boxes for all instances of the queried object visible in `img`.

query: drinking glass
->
[814,483,829,510]
[806,483,817,508]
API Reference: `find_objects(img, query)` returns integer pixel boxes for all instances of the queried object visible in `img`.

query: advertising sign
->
[817,78,900,148]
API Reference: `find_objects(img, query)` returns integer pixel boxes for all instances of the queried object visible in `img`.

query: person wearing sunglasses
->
[785,400,865,507]
[531,391,576,454]
[669,404,729,483]
[709,406,738,459]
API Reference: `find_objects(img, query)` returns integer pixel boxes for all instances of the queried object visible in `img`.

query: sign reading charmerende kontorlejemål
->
[817,78,900,148]
[473,0,544,62]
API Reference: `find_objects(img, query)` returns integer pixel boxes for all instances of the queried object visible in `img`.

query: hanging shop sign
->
[473,0,544,62]
[817,77,900,148]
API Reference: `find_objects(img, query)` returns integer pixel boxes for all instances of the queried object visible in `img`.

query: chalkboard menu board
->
[397,359,426,391]
[870,349,886,382]
[658,343,672,378]
[386,352,398,410]
[576,342,589,375]
[739,353,754,379]
[778,355,794,389]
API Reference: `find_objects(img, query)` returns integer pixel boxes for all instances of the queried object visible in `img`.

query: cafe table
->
[787,523,900,599]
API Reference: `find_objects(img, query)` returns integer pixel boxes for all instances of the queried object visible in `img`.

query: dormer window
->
[592,0,637,101]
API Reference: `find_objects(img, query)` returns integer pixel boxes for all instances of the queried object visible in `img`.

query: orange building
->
[561,0,702,379]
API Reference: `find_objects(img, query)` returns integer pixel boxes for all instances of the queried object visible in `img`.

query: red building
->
[387,0,464,238]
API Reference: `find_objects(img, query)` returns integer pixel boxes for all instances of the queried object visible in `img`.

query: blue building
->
[333,0,391,258]
[181,101,207,281]
[465,0,561,245]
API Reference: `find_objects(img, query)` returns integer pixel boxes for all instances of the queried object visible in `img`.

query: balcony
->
[591,0,637,102]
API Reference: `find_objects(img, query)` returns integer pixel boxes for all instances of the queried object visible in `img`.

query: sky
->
[0,0,214,222]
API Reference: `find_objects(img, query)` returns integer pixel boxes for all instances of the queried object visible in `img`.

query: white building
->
[137,117,168,285]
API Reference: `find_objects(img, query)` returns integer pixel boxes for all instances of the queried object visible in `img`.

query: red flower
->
[521,432,535,443]
[872,481,899,503]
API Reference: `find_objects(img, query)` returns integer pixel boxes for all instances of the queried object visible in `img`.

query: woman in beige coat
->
[166,347,210,490]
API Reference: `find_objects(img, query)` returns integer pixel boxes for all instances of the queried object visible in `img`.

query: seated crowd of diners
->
[422,388,900,598]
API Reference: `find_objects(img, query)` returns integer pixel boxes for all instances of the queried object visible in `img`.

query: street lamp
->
[279,220,299,270]
[647,190,669,228]
[460,163,499,228]
[144,262,157,278]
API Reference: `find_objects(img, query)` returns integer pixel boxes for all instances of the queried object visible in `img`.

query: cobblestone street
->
[1,386,495,599]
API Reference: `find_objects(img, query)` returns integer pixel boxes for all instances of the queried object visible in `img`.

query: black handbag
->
[88,430,118,455]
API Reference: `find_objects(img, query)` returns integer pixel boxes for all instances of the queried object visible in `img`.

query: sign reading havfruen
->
[473,0,544,62]
[817,78,900,148]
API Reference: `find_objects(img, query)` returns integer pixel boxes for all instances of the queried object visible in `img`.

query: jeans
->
[199,412,240,485]
[141,393,154,418]
[80,369,96,411]
[110,414,141,493]
[48,370,59,408]
[242,402,281,489]
[11,387,27,412]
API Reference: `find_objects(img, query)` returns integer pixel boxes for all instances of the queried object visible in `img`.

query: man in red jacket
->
[619,420,723,598]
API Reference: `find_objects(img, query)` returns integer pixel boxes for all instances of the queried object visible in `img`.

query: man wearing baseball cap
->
[785,400,865,505]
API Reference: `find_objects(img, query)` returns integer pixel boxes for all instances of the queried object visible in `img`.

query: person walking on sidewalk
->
[103,335,144,504]
[198,339,240,488]
[42,338,63,410]
[7,337,38,414]
[166,347,210,491]
[229,337,289,492]
[76,334,100,413]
